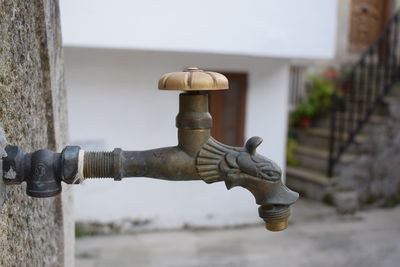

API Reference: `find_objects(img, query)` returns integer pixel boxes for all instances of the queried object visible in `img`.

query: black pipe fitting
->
[2,145,80,198]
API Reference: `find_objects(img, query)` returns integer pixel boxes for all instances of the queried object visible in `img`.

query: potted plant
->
[289,67,339,128]
[291,100,315,128]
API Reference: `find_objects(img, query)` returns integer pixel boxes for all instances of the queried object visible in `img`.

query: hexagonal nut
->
[61,146,81,184]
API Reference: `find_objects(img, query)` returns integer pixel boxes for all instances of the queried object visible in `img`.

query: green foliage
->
[290,69,336,127]
[290,100,315,126]
[286,136,300,166]
[307,75,335,115]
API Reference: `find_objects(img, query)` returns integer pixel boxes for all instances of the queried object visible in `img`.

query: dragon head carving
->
[196,136,298,207]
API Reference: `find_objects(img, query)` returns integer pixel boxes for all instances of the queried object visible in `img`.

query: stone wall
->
[338,93,400,207]
[0,0,72,266]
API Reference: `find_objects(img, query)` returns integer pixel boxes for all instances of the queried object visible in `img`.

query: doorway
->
[349,0,391,52]
[208,73,247,147]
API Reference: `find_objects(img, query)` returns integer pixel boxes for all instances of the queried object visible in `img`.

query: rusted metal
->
[1,68,299,231]
[61,146,81,183]
[79,88,299,230]
[3,146,62,197]
[2,145,81,197]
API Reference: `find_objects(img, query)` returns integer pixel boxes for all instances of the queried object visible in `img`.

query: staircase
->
[286,95,399,201]
[286,10,400,203]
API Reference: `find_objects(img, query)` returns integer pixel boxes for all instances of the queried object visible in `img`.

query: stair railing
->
[328,10,400,177]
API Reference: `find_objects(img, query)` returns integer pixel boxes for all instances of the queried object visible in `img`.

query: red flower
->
[323,68,339,80]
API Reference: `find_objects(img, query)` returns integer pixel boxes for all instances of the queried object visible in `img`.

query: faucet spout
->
[195,136,299,231]
[76,89,300,231]
[1,67,299,231]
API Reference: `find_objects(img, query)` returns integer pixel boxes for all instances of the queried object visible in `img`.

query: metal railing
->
[328,11,400,177]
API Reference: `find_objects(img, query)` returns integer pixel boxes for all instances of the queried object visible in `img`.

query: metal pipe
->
[1,68,299,231]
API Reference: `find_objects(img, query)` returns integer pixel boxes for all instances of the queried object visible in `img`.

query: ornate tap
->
[1,67,298,231]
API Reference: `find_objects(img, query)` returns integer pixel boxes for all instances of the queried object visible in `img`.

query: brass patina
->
[2,67,299,231]
[84,67,299,231]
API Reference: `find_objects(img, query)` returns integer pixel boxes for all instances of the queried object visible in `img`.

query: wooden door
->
[349,0,391,52]
[208,73,247,147]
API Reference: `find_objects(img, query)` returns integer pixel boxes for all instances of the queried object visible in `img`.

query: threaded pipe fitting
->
[258,205,290,231]
[84,152,114,178]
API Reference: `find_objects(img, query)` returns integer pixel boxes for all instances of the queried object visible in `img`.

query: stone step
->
[328,85,398,102]
[388,84,400,97]
[384,96,400,119]
[295,127,368,151]
[285,166,337,201]
[384,96,400,104]
[295,127,330,150]
[293,145,357,173]
[314,114,387,129]
[337,95,398,106]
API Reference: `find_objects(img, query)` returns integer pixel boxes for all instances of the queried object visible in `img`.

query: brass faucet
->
[1,67,298,231]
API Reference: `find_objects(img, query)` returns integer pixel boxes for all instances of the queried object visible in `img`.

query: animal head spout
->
[245,136,263,155]
[196,136,298,231]
[196,137,297,202]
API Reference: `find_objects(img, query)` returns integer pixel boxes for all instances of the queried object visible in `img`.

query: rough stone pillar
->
[0,0,73,266]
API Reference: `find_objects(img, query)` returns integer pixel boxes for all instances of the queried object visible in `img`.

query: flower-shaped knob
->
[158,67,229,91]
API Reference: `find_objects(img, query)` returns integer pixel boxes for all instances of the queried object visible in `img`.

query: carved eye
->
[265,171,280,181]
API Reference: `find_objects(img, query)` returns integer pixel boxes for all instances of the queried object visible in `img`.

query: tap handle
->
[158,67,229,91]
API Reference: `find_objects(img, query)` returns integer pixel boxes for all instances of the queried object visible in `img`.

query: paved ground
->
[76,199,400,267]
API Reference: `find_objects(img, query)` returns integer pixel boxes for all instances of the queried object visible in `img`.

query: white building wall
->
[65,47,290,228]
[60,0,337,59]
